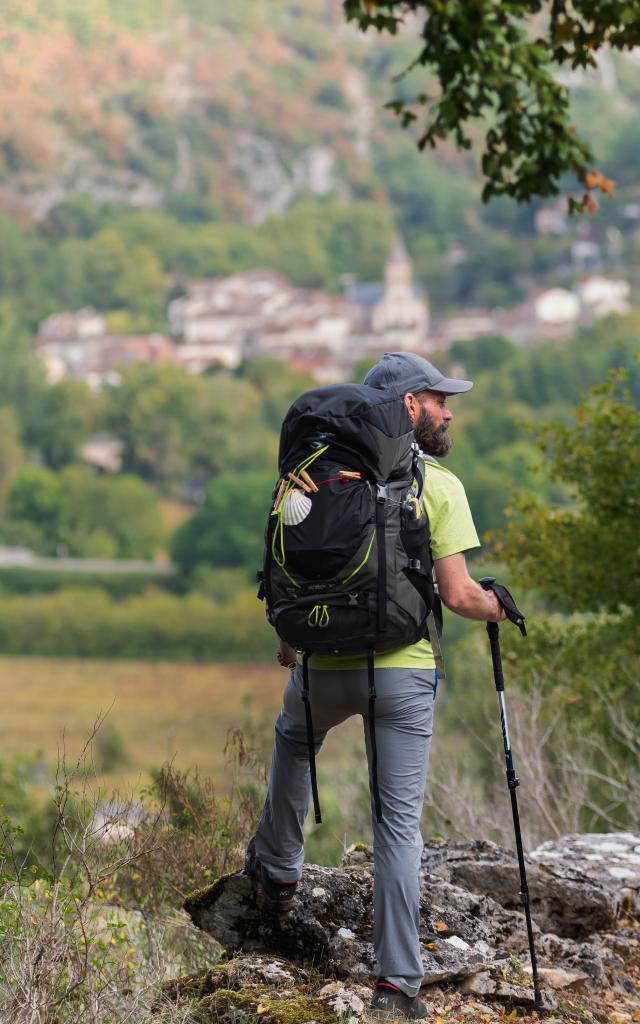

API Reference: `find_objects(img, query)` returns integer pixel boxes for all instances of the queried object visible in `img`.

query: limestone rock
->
[184,864,376,977]
[181,832,640,1015]
[536,966,590,991]
[316,981,368,1023]
[184,859,526,988]
[531,832,640,920]
[421,837,618,939]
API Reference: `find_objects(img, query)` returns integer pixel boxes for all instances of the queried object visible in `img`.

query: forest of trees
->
[1,320,638,567]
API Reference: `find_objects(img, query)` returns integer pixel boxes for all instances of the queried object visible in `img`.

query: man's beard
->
[413,407,453,457]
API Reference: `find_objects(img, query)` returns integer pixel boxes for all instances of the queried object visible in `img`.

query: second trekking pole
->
[479,576,543,1011]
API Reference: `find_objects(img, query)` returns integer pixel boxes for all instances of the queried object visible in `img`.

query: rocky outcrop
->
[169,834,640,1022]
[530,831,640,919]
[420,836,622,939]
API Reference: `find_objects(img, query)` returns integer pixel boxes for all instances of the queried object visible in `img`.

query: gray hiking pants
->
[252,664,436,996]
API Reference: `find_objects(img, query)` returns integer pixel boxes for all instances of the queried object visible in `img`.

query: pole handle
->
[480,577,527,636]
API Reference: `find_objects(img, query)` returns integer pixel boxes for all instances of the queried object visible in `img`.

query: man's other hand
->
[277,639,298,668]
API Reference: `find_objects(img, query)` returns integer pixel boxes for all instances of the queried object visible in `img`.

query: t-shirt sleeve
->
[422,465,481,561]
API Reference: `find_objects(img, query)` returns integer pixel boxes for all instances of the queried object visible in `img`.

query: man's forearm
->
[440,579,504,621]
[434,553,505,622]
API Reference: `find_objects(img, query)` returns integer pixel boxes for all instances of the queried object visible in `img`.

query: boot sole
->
[368,1008,429,1022]
[369,997,429,1021]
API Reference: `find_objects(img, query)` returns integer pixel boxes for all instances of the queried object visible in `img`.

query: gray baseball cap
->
[363,351,473,396]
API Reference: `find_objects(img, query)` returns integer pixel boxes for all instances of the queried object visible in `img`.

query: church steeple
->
[387,234,410,265]
[385,234,413,291]
[380,233,411,292]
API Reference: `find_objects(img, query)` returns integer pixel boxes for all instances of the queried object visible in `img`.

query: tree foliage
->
[495,369,639,613]
[171,469,275,577]
[4,465,164,558]
[343,1,640,206]
[0,408,24,516]
[102,364,272,494]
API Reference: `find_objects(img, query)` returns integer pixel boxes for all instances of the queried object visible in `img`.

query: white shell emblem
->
[281,488,312,526]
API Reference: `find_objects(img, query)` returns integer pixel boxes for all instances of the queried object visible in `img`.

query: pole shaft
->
[486,621,543,1009]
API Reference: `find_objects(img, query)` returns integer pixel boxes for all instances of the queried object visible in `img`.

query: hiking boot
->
[369,981,429,1020]
[244,842,298,915]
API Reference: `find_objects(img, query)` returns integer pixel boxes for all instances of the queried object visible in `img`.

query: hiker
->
[246,352,505,1020]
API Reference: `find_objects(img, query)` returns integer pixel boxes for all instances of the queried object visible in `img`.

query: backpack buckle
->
[376,484,388,501]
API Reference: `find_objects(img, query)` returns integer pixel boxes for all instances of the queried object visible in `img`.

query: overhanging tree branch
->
[343,1,640,208]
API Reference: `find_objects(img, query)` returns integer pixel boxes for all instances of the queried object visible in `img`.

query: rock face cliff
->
[161,832,640,1022]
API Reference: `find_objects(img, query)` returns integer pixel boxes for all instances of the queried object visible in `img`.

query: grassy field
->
[0,655,374,865]
[0,656,289,790]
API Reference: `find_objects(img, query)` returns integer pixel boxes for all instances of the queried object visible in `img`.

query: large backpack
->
[257,383,441,822]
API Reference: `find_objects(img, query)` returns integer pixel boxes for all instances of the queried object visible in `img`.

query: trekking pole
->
[479,577,543,1011]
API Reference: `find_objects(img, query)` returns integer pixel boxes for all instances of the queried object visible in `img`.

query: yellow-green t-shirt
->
[309,458,480,670]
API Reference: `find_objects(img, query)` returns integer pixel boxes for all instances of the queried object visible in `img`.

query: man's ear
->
[404,392,417,422]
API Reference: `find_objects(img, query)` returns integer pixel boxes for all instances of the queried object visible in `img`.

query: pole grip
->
[480,576,526,636]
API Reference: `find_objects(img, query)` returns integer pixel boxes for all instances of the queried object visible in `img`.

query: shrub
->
[0,586,272,660]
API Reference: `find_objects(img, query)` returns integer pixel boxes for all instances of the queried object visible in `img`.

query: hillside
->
[1,0,640,295]
[0,0,402,224]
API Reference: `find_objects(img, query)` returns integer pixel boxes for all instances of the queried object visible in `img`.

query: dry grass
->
[0,657,285,789]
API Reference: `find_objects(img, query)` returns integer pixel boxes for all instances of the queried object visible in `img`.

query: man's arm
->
[435,552,505,622]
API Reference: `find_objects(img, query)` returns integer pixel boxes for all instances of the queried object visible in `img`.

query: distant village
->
[38,235,632,390]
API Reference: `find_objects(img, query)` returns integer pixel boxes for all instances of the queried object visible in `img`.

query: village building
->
[37,250,633,386]
[80,433,124,474]
[38,307,107,344]
[168,269,350,379]
[433,308,500,347]
[533,287,581,324]
[575,276,631,319]
[37,312,175,388]
[168,270,296,354]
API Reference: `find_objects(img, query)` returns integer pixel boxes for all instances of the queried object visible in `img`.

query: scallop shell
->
[281,488,312,526]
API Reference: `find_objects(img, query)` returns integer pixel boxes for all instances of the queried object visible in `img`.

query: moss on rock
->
[191,989,338,1024]
[163,955,319,1002]
[184,869,239,914]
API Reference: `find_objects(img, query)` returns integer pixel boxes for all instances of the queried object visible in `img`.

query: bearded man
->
[245,352,504,1020]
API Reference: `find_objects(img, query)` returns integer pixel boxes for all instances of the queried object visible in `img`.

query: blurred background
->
[0,0,638,872]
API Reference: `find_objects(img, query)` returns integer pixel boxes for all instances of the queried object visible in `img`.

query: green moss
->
[262,997,338,1024]
[161,954,317,1003]
[184,869,239,913]
[163,955,322,1003]
[191,987,257,1022]
[191,989,338,1024]
[163,964,229,1001]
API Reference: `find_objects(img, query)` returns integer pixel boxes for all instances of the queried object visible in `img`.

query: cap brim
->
[435,376,473,395]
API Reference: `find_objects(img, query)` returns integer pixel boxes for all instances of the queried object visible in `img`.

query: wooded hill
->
[1,0,640,327]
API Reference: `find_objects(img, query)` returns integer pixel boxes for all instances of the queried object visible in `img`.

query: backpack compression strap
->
[301,652,322,824]
[375,485,388,633]
[367,651,383,823]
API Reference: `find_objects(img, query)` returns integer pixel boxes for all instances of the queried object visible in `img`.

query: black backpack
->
[257,383,441,822]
